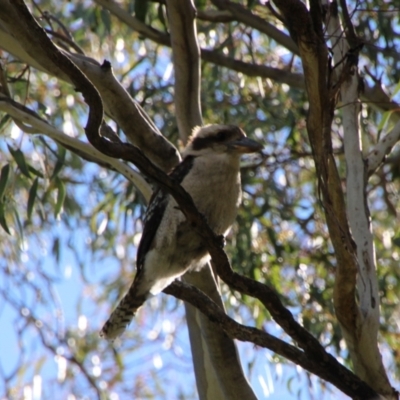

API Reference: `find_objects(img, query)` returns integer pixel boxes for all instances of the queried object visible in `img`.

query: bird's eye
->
[216,130,229,141]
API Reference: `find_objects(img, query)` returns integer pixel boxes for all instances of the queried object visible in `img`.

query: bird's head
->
[182,124,263,158]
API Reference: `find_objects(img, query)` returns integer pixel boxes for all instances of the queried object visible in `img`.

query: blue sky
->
[0,209,349,399]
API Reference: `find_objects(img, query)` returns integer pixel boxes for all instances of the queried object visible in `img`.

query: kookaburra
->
[101,124,262,339]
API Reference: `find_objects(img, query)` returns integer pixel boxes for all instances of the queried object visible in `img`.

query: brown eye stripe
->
[191,128,242,150]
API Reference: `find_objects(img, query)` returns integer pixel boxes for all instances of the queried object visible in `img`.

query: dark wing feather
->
[136,156,195,271]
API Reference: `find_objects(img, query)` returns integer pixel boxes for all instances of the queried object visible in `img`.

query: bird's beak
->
[229,137,263,153]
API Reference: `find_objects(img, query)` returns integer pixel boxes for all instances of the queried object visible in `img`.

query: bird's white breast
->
[181,152,242,234]
[140,152,242,295]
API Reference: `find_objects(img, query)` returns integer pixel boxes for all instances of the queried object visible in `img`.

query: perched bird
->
[101,124,262,339]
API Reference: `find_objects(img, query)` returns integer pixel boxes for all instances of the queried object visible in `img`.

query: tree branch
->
[2,2,383,399]
[0,0,400,119]
[367,119,400,174]
[93,0,170,46]
[0,10,180,172]
[341,60,389,395]
[165,280,380,400]
[166,0,202,139]
[183,266,257,400]
[196,8,234,23]
[91,0,400,120]
[166,2,257,399]
[363,79,400,123]
[210,0,299,55]
[91,0,305,88]
[323,5,396,397]
[0,95,152,202]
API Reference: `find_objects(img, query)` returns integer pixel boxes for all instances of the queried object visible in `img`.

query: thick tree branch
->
[24,1,400,126]
[3,5,254,400]
[201,49,305,87]
[166,2,257,399]
[367,120,400,174]
[165,280,379,400]
[196,9,234,23]
[341,64,389,394]
[319,2,359,334]
[96,0,399,119]
[273,0,359,336]
[0,96,152,202]
[166,0,202,140]
[0,13,180,171]
[2,2,385,399]
[273,0,360,330]
[1,12,397,119]
[91,0,305,89]
[324,5,396,397]
[183,266,257,400]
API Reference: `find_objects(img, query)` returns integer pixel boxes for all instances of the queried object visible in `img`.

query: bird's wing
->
[136,155,195,271]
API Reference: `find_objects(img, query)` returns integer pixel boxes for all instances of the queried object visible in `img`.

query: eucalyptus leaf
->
[0,163,10,200]
[7,145,31,178]
[27,177,39,221]
[0,201,10,234]
[54,178,66,218]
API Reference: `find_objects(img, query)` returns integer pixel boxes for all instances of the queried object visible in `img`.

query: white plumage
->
[101,124,262,339]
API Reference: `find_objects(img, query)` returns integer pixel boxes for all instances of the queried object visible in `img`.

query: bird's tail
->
[100,279,148,340]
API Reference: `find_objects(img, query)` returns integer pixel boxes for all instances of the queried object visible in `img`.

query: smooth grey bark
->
[166,1,257,399]
[324,5,395,397]
[184,266,257,400]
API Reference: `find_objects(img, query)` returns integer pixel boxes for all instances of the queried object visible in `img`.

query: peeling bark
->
[324,3,396,397]
[272,0,397,398]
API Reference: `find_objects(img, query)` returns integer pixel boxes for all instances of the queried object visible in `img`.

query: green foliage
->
[27,176,38,221]
[0,0,399,399]
[0,163,10,200]
[0,199,10,234]
[7,145,31,178]
[134,0,149,23]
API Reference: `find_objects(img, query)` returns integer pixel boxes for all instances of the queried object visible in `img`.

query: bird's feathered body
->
[101,124,262,339]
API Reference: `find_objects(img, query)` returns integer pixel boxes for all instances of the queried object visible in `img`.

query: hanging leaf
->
[195,0,206,9]
[157,3,167,31]
[377,110,392,137]
[391,79,400,100]
[28,165,44,178]
[0,164,10,200]
[13,208,24,242]
[7,145,31,178]
[54,178,66,218]
[100,9,111,34]
[27,177,39,221]
[51,145,66,180]
[52,236,61,264]
[0,201,11,234]
[392,234,400,249]
[0,114,11,130]
[135,0,149,23]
